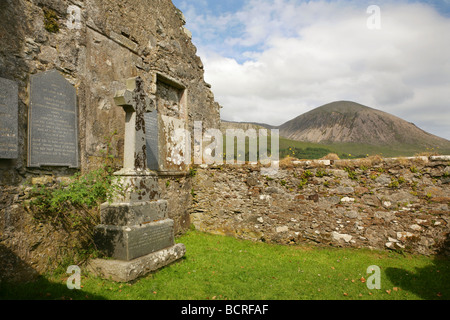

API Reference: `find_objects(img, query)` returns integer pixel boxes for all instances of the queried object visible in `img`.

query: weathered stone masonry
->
[190,156,450,256]
[1,0,449,284]
[0,0,220,281]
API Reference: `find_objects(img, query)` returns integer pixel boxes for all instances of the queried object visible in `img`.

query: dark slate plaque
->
[145,110,159,170]
[0,77,19,159]
[126,220,175,260]
[94,219,175,261]
[28,70,79,168]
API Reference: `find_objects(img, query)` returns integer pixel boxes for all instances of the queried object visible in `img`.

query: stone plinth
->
[92,171,183,281]
[87,243,186,283]
[100,200,168,226]
[112,169,161,203]
[94,219,176,261]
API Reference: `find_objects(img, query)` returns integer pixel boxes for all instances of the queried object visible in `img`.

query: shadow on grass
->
[385,235,450,300]
[0,245,106,300]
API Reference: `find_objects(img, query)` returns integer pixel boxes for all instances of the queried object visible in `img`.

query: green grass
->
[1,231,449,300]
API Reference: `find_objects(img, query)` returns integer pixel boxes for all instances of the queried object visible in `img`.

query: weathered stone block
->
[112,170,161,202]
[31,175,53,186]
[361,194,381,207]
[332,186,354,195]
[94,219,175,261]
[100,200,168,226]
[431,156,450,161]
[332,232,353,243]
[87,243,186,282]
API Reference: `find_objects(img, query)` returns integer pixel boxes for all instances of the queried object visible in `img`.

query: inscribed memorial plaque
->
[94,219,175,261]
[0,77,18,159]
[145,110,159,170]
[28,70,79,168]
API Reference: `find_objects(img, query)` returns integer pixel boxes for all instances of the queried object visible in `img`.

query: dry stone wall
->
[190,156,450,256]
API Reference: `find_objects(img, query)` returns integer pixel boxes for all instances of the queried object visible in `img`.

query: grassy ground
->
[1,231,449,300]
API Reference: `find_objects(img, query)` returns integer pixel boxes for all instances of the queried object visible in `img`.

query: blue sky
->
[172,0,450,140]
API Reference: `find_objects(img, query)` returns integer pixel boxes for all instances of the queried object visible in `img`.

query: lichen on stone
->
[43,8,59,33]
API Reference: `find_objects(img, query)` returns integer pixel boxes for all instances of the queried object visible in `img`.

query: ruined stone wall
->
[0,0,220,169]
[0,0,219,281]
[190,156,450,256]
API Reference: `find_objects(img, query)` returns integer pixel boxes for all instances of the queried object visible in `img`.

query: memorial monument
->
[28,70,79,168]
[0,77,18,159]
[88,77,186,282]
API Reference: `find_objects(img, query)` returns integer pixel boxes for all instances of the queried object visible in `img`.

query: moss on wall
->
[43,8,59,33]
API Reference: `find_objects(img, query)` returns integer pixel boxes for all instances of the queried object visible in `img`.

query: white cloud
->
[184,0,450,139]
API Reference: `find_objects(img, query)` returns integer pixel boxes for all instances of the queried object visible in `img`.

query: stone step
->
[87,243,186,282]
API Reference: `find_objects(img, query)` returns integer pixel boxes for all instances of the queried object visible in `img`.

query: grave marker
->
[0,77,18,159]
[90,77,185,282]
[145,110,159,170]
[28,70,79,168]
[113,76,154,171]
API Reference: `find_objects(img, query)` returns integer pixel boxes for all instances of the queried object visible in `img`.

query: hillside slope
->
[278,101,450,150]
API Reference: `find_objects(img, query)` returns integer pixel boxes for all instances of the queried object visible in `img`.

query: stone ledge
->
[113,168,158,176]
[86,243,186,282]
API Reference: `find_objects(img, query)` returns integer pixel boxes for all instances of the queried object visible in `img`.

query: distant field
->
[279,138,450,159]
[218,133,449,161]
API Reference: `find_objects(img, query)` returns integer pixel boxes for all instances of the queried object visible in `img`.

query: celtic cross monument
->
[89,77,186,282]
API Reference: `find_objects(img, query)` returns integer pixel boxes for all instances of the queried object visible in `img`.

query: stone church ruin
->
[0,0,220,282]
[0,0,449,284]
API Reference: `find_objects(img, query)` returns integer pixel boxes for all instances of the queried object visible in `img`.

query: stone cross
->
[114,77,155,170]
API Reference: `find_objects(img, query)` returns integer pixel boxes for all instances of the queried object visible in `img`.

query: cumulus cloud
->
[178,0,450,139]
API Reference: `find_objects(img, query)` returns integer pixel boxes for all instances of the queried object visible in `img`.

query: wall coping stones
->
[431,156,450,161]
[193,155,449,171]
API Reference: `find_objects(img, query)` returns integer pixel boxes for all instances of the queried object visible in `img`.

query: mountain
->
[278,101,450,150]
[220,120,276,132]
[220,101,450,157]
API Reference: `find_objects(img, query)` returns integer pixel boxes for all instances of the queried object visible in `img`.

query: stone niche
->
[146,72,189,174]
